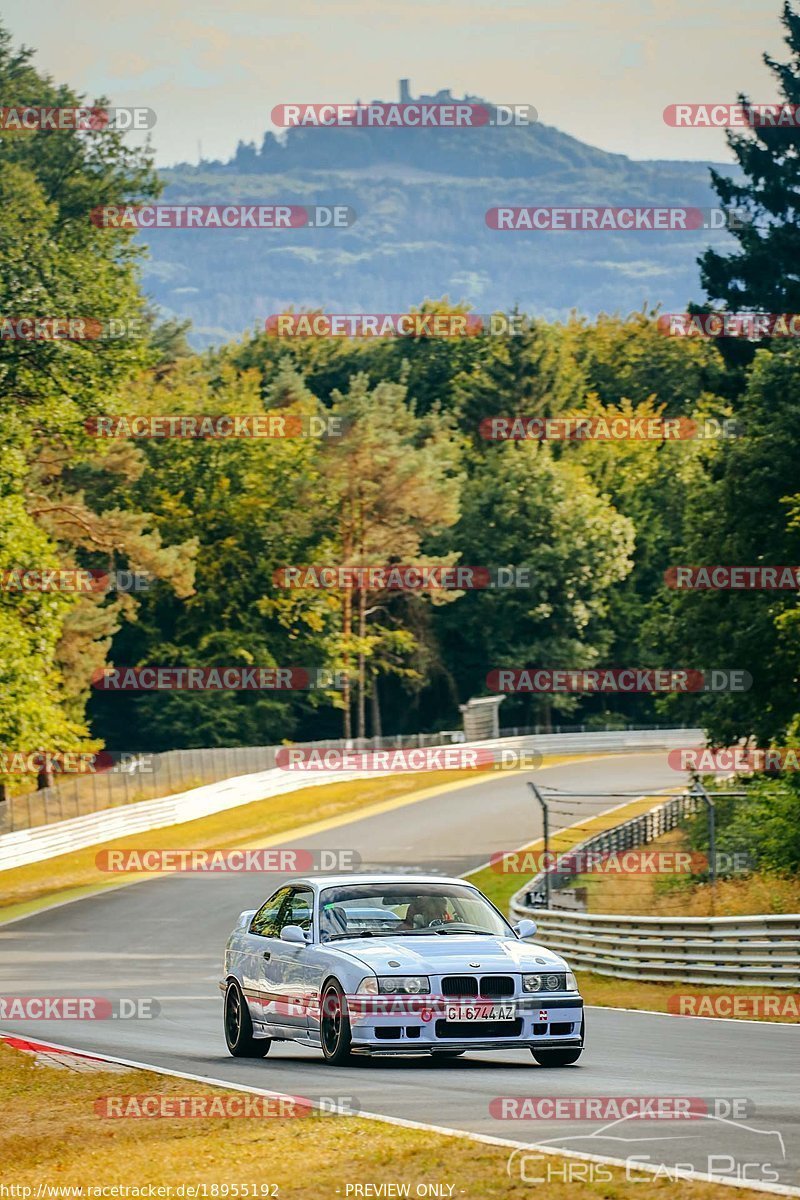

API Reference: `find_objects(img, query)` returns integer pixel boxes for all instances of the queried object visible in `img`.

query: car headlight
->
[523,973,572,992]
[356,976,379,995]
[378,975,430,995]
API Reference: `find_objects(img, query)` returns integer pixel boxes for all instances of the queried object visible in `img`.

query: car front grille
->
[479,975,515,998]
[441,975,479,997]
[441,975,515,998]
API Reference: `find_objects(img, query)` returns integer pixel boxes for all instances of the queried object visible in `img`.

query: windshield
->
[318,882,512,942]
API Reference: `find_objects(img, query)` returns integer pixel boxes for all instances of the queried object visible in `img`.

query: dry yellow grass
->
[0,1043,771,1200]
[569,827,800,917]
[576,971,800,1022]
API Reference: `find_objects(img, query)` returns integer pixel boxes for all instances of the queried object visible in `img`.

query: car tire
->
[320,980,354,1066]
[224,980,271,1058]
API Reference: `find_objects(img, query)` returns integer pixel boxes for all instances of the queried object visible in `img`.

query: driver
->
[401,894,452,929]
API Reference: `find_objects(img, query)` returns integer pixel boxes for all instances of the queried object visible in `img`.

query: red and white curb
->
[2,1032,130,1072]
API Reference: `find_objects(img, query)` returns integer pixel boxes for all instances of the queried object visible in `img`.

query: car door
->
[243,886,292,1029]
[298,895,344,1041]
[267,887,316,1033]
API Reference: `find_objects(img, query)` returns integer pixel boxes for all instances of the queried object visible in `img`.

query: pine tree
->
[700,3,800,328]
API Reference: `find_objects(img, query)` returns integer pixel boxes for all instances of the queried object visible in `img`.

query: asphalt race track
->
[1,752,798,1191]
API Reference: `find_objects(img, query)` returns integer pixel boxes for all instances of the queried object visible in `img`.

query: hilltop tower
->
[399,79,411,103]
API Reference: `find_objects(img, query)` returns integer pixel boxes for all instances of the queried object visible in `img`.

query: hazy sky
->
[2,0,789,166]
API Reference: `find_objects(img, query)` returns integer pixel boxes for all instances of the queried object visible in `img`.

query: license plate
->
[445,1003,515,1021]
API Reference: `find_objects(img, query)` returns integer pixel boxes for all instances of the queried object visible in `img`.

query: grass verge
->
[565,827,800,918]
[0,1041,772,1200]
[576,971,799,1022]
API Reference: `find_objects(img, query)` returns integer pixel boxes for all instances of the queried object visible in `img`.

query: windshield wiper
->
[323,931,383,942]
[433,926,495,935]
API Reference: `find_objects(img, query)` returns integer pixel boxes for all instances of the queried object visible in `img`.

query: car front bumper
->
[346,995,584,1053]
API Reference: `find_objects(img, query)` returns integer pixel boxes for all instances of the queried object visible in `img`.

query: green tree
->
[88,360,338,749]
[323,374,463,738]
[434,442,634,728]
[652,346,800,743]
[700,3,800,354]
[0,25,193,777]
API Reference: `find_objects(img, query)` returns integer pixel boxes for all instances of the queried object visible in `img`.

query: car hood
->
[334,935,568,975]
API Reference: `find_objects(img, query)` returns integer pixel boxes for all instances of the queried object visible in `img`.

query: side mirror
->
[514,918,538,939]
[280,924,307,944]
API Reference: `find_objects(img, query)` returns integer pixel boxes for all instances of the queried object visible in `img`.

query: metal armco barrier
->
[0,735,458,834]
[0,727,700,872]
[0,763,371,873]
[509,785,800,988]
[0,722,691,834]
[508,906,800,988]
[520,789,706,908]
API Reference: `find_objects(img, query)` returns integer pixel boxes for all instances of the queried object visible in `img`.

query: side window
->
[280,888,314,934]
[250,887,291,937]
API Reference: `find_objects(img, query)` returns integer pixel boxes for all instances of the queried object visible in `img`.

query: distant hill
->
[139,82,740,346]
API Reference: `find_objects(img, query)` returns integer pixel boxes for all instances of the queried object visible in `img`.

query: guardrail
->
[508,906,800,988]
[0,725,698,835]
[520,789,705,909]
[508,783,800,987]
[0,727,700,872]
